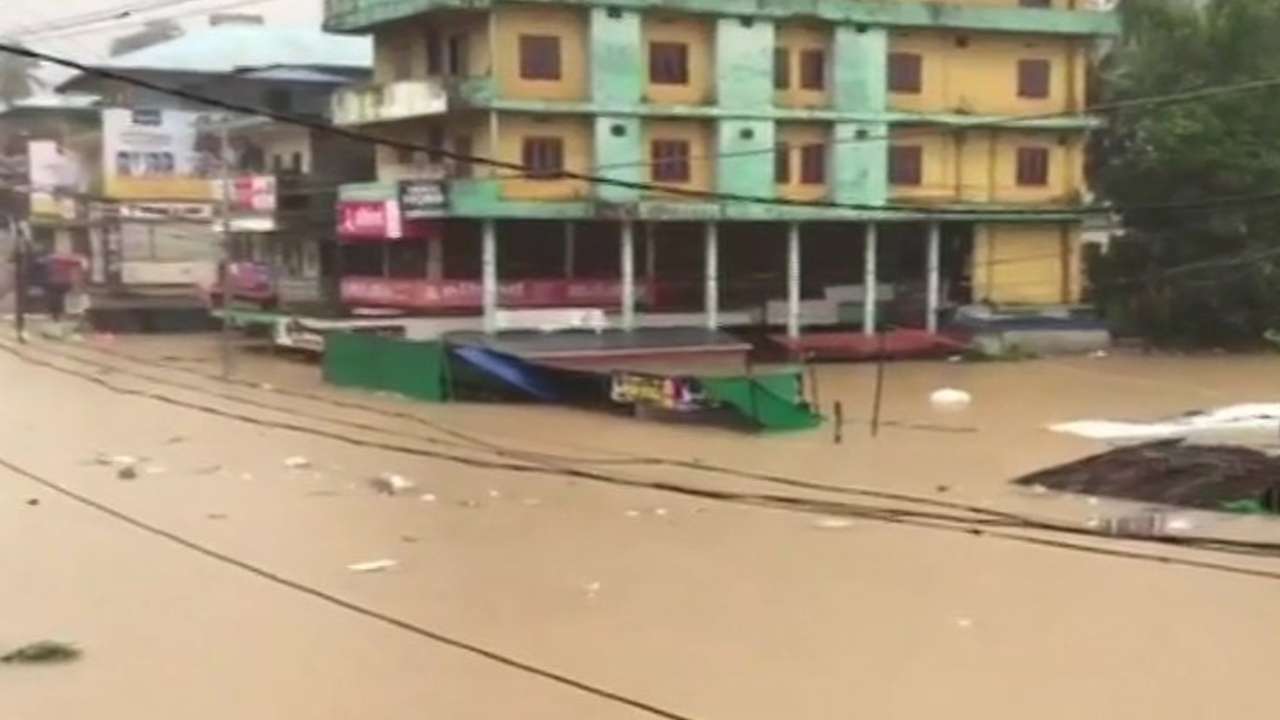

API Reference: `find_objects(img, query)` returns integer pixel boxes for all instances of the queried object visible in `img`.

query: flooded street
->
[4,333,1280,719]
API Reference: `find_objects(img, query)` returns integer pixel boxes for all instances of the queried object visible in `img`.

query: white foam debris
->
[347,559,398,573]
[1050,404,1280,444]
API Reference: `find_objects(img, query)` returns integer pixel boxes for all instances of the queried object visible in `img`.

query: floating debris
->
[283,456,311,470]
[96,454,139,468]
[259,383,275,391]
[582,580,602,599]
[652,507,669,517]
[930,388,973,413]
[1,641,81,664]
[521,498,543,507]
[116,466,138,481]
[144,465,166,476]
[811,517,856,530]
[487,489,502,499]
[25,498,39,507]
[193,465,222,476]
[419,493,438,503]
[206,513,228,521]
[400,535,419,544]
[954,617,975,630]
[347,559,398,573]
[164,435,186,445]
[623,510,641,518]
[369,473,415,496]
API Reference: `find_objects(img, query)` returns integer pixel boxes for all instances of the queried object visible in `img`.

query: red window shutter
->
[1017,59,1051,99]
[889,145,923,186]
[800,144,826,185]
[888,53,922,94]
[1016,146,1050,186]
[800,49,826,91]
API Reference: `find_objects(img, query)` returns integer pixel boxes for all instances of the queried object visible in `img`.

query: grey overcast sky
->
[2,0,326,84]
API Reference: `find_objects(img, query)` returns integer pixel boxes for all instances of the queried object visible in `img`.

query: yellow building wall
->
[888,129,1084,205]
[775,23,832,110]
[643,15,715,106]
[643,119,714,196]
[494,5,588,102]
[495,113,592,201]
[973,223,1081,305]
[888,30,1084,116]
[373,12,492,82]
[776,123,831,202]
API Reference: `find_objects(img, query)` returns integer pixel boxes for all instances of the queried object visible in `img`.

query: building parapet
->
[326,0,1120,37]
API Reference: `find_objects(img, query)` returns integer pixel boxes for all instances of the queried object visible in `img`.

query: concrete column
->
[645,223,657,282]
[563,221,575,279]
[381,242,391,278]
[704,221,719,331]
[620,219,635,331]
[926,221,941,334]
[786,222,801,340]
[426,237,444,281]
[482,219,497,334]
[863,223,878,337]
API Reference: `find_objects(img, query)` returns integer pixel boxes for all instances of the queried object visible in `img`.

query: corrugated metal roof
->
[233,66,357,84]
[0,94,99,112]
[86,26,372,75]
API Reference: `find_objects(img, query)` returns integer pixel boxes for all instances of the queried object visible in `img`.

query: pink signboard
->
[338,201,442,242]
[341,277,650,309]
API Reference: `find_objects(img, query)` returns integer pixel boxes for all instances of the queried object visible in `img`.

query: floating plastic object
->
[370,473,415,495]
[929,388,972,413]
[811,517,856,530]
[283,456,311,469]
[347,559,397,573]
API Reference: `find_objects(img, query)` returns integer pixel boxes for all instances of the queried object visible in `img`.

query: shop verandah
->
[335,217,1043,341]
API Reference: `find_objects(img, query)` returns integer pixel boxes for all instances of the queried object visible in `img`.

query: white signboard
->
[102,108,220,183]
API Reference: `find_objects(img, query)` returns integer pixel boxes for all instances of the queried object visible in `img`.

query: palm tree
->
[0,44,43,105]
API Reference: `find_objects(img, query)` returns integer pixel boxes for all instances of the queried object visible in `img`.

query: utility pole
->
[11,217,26,344]
[217,118,233,378]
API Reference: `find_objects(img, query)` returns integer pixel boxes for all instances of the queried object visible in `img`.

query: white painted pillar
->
[704,221,719,331]
[786,222,801,340]
[863,223,878,337]
[482,219,497,334]
[563,221,575,279]
[926,221,941,334]
[426,237,444,281]
[620,219,635,331]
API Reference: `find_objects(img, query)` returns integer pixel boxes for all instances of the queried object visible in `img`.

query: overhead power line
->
[6,43,1280,220]
[0,0,206,39]
[28,0,278,44]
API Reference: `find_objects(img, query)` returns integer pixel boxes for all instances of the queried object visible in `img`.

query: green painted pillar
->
[833,25,888,207]
[591,7,643,106]
[715,17,775,110]
[590,7,643,204]
[833,25,887,113]
[717,119,776,200]
[594,117,643,203]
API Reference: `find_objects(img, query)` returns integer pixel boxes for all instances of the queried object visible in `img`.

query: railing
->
[331,79,449,126]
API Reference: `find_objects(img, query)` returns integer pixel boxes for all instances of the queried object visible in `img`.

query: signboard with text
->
[102,108,220,201]
[398,180,446,219]
[338,200,442,241]
[340,277,644,309]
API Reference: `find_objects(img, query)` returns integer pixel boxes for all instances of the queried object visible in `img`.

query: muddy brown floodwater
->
[3,332,1280,719]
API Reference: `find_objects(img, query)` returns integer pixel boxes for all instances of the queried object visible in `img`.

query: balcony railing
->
[331,79,449,126]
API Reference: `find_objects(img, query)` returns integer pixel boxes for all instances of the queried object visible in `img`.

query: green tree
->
[0,44,43,105]
[1092,0,1280,347]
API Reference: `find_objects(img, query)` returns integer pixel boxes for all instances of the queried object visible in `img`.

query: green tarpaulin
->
[323,333,450,402]
[699,373,822,432]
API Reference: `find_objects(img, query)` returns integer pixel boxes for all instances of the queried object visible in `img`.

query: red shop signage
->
[340,277,645,309]
[337,201,442,241]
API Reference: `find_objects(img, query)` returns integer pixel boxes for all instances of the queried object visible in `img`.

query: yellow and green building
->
[324,0,1119,336]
